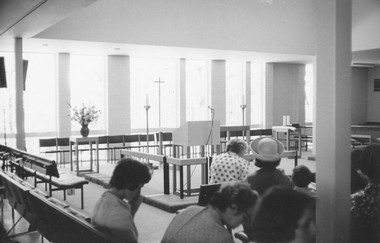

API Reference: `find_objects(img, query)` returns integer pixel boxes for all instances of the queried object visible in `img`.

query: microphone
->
[208,106,214,111]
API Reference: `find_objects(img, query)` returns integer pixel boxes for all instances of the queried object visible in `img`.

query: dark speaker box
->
[0,57,6,88]
[23,59,28,91]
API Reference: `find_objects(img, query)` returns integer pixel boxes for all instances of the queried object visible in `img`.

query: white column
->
[57,53,71,138]
[14,37,25,150]
[179,58,186,126]
[315,1,352,242]
[211,60,226,125]
[245,61,251,127]
[107,55,130,135]
[265,63,274,128]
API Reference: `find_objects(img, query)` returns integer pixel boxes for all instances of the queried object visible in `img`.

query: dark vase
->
[80,124,90,137]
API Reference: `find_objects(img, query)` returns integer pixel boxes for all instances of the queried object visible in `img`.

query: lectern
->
[170,121,220,198]
[172,120,221,147]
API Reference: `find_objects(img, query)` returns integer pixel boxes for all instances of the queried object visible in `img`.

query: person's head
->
[109,158,152,191]
[292,165,313,188]
[226,138,248,156]
[249,187,316,243]
[359,144,380,183]
[351,149,363,171]
[209,181,259,229]
[250,137,284,168]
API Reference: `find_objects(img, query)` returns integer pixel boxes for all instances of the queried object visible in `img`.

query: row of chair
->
[39,128,306,165]
[39,133,174,165]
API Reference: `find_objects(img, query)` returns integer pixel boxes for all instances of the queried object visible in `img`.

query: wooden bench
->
[0,144,88,209]
[0,170,39,237]
[0,169,116,243]
[29,190,117,243]
[351,134,372,148]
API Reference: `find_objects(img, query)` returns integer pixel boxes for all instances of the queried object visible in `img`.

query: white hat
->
[250,137,284,162]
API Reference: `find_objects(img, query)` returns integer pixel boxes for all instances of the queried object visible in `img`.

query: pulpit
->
[170,121,220,198]
[172,120,221,147]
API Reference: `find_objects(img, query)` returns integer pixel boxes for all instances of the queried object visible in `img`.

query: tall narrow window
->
[23,53,56,134]
[226,61,245,126]
[130,57,178,131]
[0,53,16,147]
[250,62,265,127]
[305,64,313,123]
[186,60,209,121]
[70,55,105,132]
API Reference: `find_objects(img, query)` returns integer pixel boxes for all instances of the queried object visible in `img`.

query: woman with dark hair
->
[92,158,152,243]
[245,137,294,195]
[246,187,316,243]
[161,181,259,243]
[351,144,380,243]
[209,138,250,184]
[350,148,367,194]
[292,165,316,198]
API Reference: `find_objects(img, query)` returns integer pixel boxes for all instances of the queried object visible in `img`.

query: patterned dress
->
[209,152,250,184]
[351,183,380,243]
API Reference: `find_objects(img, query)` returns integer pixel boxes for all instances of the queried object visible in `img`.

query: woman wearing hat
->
[245,137,294,195]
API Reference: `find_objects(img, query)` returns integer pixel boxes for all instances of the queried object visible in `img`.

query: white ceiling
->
[0,0,378,65]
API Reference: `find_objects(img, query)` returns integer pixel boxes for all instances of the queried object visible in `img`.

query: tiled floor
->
[1,149,316,243]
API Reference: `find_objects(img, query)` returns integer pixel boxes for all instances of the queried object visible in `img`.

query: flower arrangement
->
[69,103,101,126]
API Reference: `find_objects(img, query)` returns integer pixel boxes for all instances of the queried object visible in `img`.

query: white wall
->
[351,67,368,124]
[367,67,380,121]
[352,0,380,51]
[270,63,305,126]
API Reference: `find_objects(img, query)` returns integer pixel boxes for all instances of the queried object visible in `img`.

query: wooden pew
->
[28,190,117,243]
[0,169,116,243]
[0,170,38,236]
[0,144,88,209]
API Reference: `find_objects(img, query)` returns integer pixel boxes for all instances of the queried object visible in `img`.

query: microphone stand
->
[208,107,215,157]
[2,90,7,145]
[240,104,246,139]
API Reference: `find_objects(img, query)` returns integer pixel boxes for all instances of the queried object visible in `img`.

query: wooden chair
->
[39,138,60,162]
[123,134,141,151]
[156,132,173,156]
[220,131,228,151]
[260,128,273,136]
[249,129,262,142]
[97,135,110,162]
[230,130,243,138]
[56,137,70,167]
[351,134,372,149]
[197,183,221,206]
[138,134,156,152]
[107,135,125,163]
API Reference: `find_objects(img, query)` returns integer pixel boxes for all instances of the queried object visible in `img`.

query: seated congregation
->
[1,135,378,243]
[87,137,318,243]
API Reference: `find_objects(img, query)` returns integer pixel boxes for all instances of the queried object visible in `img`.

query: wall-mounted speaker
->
[23,59,28,91]
[0,57,7,88]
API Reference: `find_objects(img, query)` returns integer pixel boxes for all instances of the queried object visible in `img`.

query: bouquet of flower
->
[69,103,101,126]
